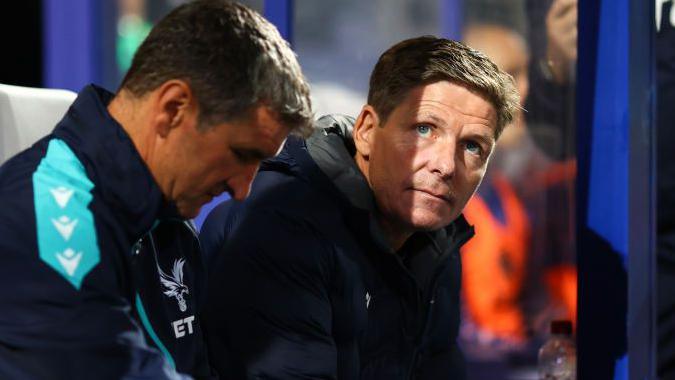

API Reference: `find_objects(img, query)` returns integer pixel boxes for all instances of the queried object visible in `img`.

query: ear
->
[153,80,198,138]
[353,105,379,158]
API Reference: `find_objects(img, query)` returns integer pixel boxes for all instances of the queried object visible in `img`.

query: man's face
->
[160,106,288,218]
[359,81,497,232]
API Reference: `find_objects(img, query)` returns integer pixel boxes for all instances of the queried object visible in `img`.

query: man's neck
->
[375,213,413,252]
[107,91,151,161]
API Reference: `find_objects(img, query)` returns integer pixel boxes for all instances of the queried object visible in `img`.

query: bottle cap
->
[550,320,573,335]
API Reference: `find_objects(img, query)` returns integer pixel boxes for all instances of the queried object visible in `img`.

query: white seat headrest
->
[0,83,77,164]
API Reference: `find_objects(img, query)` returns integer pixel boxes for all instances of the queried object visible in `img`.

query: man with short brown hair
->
[201,36,518,379]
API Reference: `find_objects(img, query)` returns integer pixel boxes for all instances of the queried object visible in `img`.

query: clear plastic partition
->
[113,0,264,85]
[294,0,442,116]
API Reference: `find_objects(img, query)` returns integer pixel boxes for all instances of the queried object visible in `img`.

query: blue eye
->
[465,141,482,155]
[416,125,432,137]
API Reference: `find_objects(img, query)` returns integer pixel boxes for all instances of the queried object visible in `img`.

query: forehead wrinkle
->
[415,98,494,125]
[415,111,448,127]
[412,106,494,136]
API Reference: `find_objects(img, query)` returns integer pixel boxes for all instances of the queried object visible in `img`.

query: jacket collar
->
[51,85,179,239]
[306,115,374,212]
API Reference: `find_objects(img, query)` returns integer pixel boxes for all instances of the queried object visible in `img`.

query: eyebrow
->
[419,114,495,143]
[418,113,448,127]
[465,129,496,147]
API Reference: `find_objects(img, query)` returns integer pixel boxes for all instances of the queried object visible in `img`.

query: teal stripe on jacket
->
[32,138,100,289]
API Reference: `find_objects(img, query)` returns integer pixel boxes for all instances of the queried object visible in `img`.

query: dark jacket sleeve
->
[0,203,190,380]
[203,208,337,380]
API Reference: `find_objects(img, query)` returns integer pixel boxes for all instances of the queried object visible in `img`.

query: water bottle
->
[537,320,577,380]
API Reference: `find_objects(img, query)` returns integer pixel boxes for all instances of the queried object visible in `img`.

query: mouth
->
[414,188,453,203]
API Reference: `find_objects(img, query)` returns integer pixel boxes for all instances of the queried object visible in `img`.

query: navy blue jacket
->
[0,85,211,379]
[201,115,474,379]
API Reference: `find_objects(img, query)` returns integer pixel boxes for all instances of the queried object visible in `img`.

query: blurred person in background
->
[199,36,519,380]
[521,0,578,339]
[0,1,311,379]
[116,0,152,74]
[525,0,577,159]
[521,0,579,329]
[460,22,577,364]
[460,23,534,353]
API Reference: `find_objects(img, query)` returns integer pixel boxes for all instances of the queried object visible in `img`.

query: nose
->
[429,140,456,181]
[229,164,259,201]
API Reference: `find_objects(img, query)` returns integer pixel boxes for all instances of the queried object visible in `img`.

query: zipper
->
[405,227,474,379]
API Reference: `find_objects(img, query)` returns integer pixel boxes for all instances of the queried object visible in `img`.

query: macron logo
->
[50,186,74,209]
[51,216,78,241]
[56,248,83,276]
